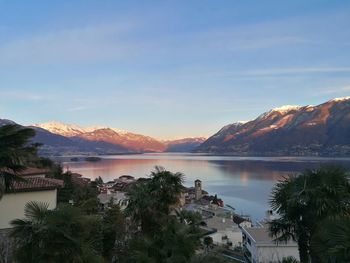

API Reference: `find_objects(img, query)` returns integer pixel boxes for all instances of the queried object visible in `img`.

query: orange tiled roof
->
[18,167,50,176]
[0,167,50,176]
[8,177,63,193]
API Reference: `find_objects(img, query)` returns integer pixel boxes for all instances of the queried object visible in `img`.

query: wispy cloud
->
[201,33,309,51]
[0,15,313,67]
[238,67,350,76]
[186,67,350,79]
[0,23,137,65]
[66,106,90,112]
[0,91,48,101]
[318,84,350,95]
[227,36,308,51]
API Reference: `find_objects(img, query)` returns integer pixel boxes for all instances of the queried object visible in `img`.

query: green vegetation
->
[269,166,350,263]
[123,166,204,262]
[9,161,228,262]
[280,256,299,263]
[311,216,350,262]
[11,201,104,263]
[0,125,38,198]
[3,124,350,262]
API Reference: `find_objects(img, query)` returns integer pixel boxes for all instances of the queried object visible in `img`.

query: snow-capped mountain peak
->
[257,105,303,120]
[111,128,129,135]
[197,97,350,156]
[34,121,85,137]
[272,105,302,113]
[331,96,350,102]
[84,126,107,132]
[33,121,132,137]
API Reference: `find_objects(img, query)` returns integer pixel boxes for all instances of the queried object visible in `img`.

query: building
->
[232,214,252,228]
[241,226,299,263]
[202,207,252,248]
[206,216,243,248]
[6,167,50,178]
[0,168,62,262]
[71,173,91,186]
[0,176,63,229]
[98,175,137,194]
[98,192,129,210]
[194,179,202,201]
[119,175,135,183]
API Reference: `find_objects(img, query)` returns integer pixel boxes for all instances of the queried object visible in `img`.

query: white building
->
[203,207,252,248]
[98,192,129,210]
[241,226,299,263]
[206,216,243,248]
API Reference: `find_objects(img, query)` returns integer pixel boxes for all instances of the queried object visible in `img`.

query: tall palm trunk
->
[297,234,309,263]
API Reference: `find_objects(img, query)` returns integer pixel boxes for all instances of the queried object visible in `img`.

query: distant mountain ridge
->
[197,97,350,156]
[34,121,129,137]
[3,97,350,156]
[163,137,207,152]
[0,120,204,155]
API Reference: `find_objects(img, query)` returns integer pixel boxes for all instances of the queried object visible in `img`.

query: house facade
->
[241,226,299,263]
[0,169,63,229]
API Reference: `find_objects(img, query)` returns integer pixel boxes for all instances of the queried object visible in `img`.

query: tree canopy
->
[0,125,38,198]
[269,165,350,262]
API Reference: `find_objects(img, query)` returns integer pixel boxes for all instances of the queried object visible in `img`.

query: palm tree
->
[102,204,126,261]
[125,166,184,233]
[280,256,299,263]
[0,125,38,198]
[10,201,50,261]
[269,166,350,263]
[11,201,80,262]
[311,216,350,262]
[129,216,200,263]
[148,166,184,214]
[11,201,103,263]
[125,180,156,233]
[124,167,202,262]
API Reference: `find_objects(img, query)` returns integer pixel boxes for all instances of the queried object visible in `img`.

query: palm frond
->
[24,201,50,221]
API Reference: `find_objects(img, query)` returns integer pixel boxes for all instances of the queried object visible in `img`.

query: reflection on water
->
[63,153,350,222]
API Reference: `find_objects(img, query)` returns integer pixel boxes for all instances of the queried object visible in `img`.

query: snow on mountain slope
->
[33,121,208,153]
[197,98,350,156]
[272,105,302,113]
[33,121,166,152]
[34,121,86,137]
[35,122,131,137]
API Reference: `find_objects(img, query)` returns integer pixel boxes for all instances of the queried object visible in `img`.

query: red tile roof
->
[0,167,50,176]
[18,167,50,176]
[71,173,90,186]
[8,177,63,193]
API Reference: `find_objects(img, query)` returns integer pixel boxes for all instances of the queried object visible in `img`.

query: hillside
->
[164,137,207,152]
[197,97,350,156]
[17,121,203,154]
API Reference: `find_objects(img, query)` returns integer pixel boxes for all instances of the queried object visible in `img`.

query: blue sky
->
[0,0,349,139]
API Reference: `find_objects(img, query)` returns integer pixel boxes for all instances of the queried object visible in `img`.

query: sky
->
[0,0,349,139]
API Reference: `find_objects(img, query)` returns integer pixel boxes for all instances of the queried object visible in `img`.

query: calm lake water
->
[63,153,350,222]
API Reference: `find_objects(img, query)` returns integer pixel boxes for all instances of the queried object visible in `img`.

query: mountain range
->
[0,119,206,155]
[1,97,350,156]
[197,97,350,156]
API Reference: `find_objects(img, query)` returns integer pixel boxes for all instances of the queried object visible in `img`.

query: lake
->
[63,153,350,222]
